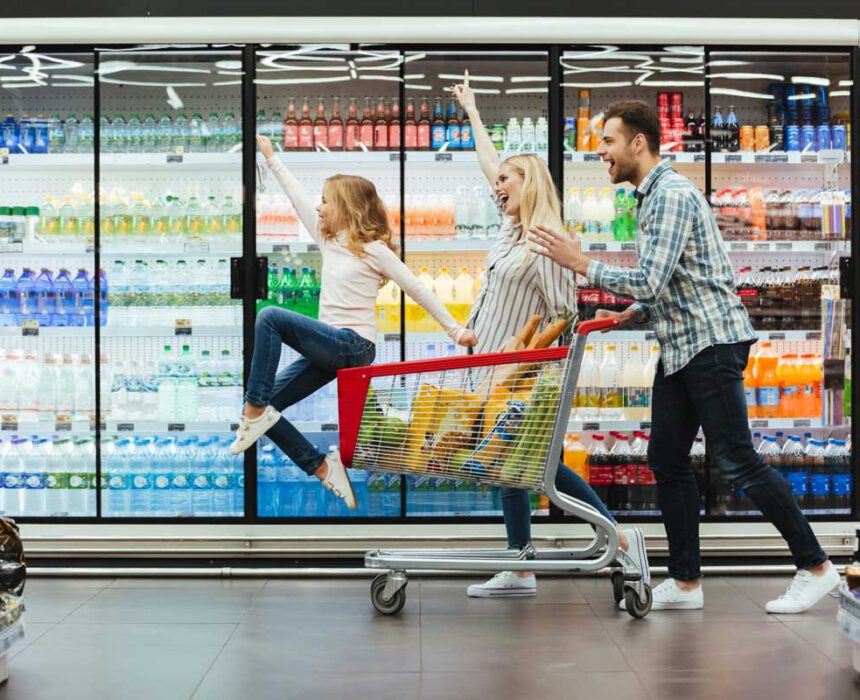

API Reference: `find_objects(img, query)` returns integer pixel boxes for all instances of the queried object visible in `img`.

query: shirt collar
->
[634,159,672,200]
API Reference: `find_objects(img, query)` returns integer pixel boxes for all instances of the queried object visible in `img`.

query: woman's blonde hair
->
[322,174,398,258]
[501,154,564,239]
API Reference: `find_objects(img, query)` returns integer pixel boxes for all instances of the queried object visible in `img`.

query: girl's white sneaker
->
[229,406,281,455]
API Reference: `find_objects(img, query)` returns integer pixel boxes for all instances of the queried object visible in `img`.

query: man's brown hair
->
[604,100,661,154]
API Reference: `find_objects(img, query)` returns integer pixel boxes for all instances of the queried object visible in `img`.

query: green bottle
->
[276,266,296,310]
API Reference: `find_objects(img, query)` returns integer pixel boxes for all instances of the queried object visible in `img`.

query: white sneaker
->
[467,571,537,598]
[318,449,356,510]
[765,561,841,614]
[621,578,703,610]
[622,528,651,586]
[229,406,281,455]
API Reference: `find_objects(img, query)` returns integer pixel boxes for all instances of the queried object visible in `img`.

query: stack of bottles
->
[574,343,659,422]
[260,266,321,318]
[102,435,244,517]
[736,266,833,331]
[564,89,601,152]
[0,436,96,516]
[103,344,242,423]
[108,257,232,312]
[742,343,823,419]
[565,187,637,242]
[256,194,300,241]
[713,432,851,515]
[495,115,549,153]
[0,349,94,420]
[711,85,849,154]
[0,206,40,245]
[1,114,67,154]
[656,91,704,153]
[405,473,502,515]
[387,267,482,331]
[258,438,401,517]
[563,431,689,514]
[712,187,850,241]
[0,267,106,327]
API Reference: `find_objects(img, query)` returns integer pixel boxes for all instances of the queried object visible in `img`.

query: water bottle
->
[230,442,245,515]
[48,114,65,153]
[174,113,189,151]
[22,438,49,516]
[129,437,154,516]
[1,115,18,153]
[78,114,94,153]
[126,114,143,153]
[257,440,278,517]
[141,114,157,151]
[15,268,36,324]
[106,437,132,516]
[205,112,222,153]
[190,437,215,516]
[18,115,34,153]
[67,438,91,516]
[276,456,300,517]
[830,439,851,513]
[151,438,175,517]
[45,437,70,516]
[0,268,18,325]
[171,438,195,516]
[221,113,238,151]
[188,113,205,152]
[158,113,173,151]
[2,438,28,515]
[109,114,126,153]
[197,350,215,421]
[71,268,92,326]
[35,268,56,326]
[175,344,198,421]
[211,440,234,516]
[157,345,177,421]
[53,268,74,326]
[36,353,59,419]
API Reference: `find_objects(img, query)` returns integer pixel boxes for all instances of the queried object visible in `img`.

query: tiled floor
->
[1,575,857,700]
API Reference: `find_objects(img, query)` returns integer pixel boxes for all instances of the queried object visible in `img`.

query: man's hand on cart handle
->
[528,225,590,276]
[595,308,637,330]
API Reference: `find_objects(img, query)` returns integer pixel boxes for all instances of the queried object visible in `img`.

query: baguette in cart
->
[336,316,652,619]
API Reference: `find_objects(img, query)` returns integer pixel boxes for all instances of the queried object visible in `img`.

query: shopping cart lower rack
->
[336,317,651,618]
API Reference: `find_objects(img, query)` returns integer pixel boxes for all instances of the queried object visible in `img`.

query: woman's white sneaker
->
[467,571,537,597]
[620,578,703,610]
[765,561,840,614]
[229,406,281,455]
[622,528,651,586]
[318,450,356,510]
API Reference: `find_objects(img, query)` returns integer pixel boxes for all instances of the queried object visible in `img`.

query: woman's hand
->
[457,329,478,348]
[256,134,275,160]
[449,69,477,114]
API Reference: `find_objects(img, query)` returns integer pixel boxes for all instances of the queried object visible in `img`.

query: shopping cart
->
[336,317,652,619]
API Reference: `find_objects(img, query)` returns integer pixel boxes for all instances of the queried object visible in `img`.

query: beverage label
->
[431,125,447,150]
[283,124,299,149]
[810,474,831,496]
[3,475,21,489]
[624,387,650,409]
[589,466,613,486]
[460,125,474,149]
[298,125,314,150]
[214,475,233,490]
[193,475,211,489]
[132,475,151,489]
[404,124,417,149]
[756,386,779,407]
[345,125,358,150]
[418,124,431,149]
[579,288,601,307]
[24,473,46,489]
[69,474,89,489]
[359,124,374,149]
[737,288,758,307]
[328,124,343,150]
[313,125,328,150]
[744,386,757,408]
[374,124,388,150]
[832,474,851,495]
[388,124,400,149]
[601,389,622,410]
[153,475,171,490]
[787,472,809,496]
[108,474,127,490]
[172,474,190,489]
[46,473,68,489]
[446,124,461,149]
[637,466,656,485]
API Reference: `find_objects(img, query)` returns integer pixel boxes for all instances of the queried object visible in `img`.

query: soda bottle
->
[445,98,461,150]
[388,97,401,150]
[359,98,374,151]
[403,97,417,151]
[563,434,589,482]
[805,438,827,512]
[276,266,296,310]
[776,353,799,418]
[742,353,758,418]
[344,98,359,152]
[711,105,725,151]
[726,106,740,152]
[417,98,431,150]
[612,189,628,241]
[283,98,299,151]
[754,342,780,419]
[588,434,612,509]
[830,439,851,513]
[431,98,447,151]
[610,433,634,512]
[373,97,389,151]
[298,97,314,151]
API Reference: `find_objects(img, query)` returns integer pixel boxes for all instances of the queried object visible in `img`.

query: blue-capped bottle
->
[431,98,447,151]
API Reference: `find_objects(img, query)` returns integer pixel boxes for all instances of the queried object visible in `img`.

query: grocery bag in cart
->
[335,317,653,619]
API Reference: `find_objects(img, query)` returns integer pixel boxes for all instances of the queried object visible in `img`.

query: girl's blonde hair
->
[322,174,398,258]
[501,154,564,238]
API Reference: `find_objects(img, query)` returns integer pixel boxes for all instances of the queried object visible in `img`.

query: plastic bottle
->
[452,267,474,324]
[258,440,278,517]
[599,345,623,420]
[221,195,242,236]
[0,268,17,324]
[575,344,601,422]
[211,441,235,516]
[157,345,177,421]
[565,188,584,235]
[622,344,648,421]
[434,267,455,313]
[71,268,92,326]
[175,344,198,421]
[127,437,153,517]
[776,353,799,419]
[582,188,600,241]
[562,434,589,482]
[597,188,616,242]
[34,268,56,326]
[171,438,195,516]
[805,438,827,512]
[191,437,215,516]
[587,434,612,508]
[63,438,86,516]
[174,113,189,151]
[754,342,780,419]
[151,438,175,517]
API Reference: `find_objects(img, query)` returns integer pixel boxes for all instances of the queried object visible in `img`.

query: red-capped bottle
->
[313,97,328,151]
[283,98,299,151]
[374,97,389,151]
[345,97,359,151]
[298,97,314,151]
[417,97,431,151]
[388,97,401,151]
[328,96,344,151]
[359,98,374,151]
[404,97,417,150]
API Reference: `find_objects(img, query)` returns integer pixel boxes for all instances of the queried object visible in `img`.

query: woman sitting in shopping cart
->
[450,74,649,598]
[229,135,478,509]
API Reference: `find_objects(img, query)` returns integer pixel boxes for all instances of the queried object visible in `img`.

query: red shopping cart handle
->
[576,317,621,335]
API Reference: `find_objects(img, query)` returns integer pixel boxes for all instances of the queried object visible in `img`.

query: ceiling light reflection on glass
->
[791,76,830,87]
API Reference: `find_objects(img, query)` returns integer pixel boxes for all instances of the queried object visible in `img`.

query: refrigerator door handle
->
[230,257,244,299]
[256,256,269,300]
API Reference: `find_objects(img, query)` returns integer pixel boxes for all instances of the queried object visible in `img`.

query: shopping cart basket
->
[337,317,652,619]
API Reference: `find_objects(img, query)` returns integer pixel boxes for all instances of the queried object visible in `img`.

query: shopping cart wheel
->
[371,574,407,616]
[624,583,652,619]
[610,571,624,603]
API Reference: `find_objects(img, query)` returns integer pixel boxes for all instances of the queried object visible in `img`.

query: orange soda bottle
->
[563,434,589,481]
[810,354,824,417]
[776,353,799,418]
[743,354,759,418]
[755,342,780,419]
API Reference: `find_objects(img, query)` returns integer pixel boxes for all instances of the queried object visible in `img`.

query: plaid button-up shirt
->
[586,160,756,375]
